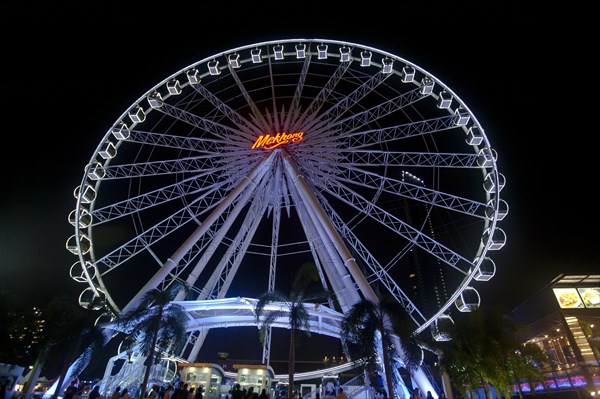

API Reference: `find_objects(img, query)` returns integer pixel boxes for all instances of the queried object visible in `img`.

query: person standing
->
[425,391,434,399]
[111,387,122,399]
[326,381,334,398]
[121,389,131,399]
[1,379,10,399]
[335,388,347,399]
[64,381,77,399]
[409,388,422,399]
[173,374,182,390]
[180,383,190,399]
[231,384,243,399]
[89,386,102,399]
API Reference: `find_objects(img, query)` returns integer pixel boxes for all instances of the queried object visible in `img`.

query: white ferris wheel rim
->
[68,38,506,341]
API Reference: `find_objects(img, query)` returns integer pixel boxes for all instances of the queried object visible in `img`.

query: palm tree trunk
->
[141,351,154,399]
[51,335,83,399]
[288,330,295,399]
[481,379,492,399]
[22,345,51,399]
[433,348,453,399]
[141,306,164,399]
[51,297,99,399]
[526,378,536,396]
[511,369,523,399]
[380,334,395,399]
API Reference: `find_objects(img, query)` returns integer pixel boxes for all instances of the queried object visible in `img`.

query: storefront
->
[508,274,600,396]
[232,364,275,394]
[178,363,226,399]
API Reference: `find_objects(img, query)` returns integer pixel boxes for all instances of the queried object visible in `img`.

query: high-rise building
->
[7,306,45,366]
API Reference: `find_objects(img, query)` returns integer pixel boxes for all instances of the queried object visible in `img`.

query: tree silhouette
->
[116,283,190,399]
[438,307,548,399]
[254,262,331,399]
[15,295,108,399]
[340,296,422,399]
[50,295,109,399]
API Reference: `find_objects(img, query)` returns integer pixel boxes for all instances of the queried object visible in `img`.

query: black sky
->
[0,1,594,335]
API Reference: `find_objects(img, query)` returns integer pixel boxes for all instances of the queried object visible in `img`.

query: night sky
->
[0,1,594,370]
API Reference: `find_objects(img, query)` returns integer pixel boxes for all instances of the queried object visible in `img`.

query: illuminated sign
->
[252,132,304,150]
[553,288,584,309]
[578,287,600,308]
[553,287,600,309]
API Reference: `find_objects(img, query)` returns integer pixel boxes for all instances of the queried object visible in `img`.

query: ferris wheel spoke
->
[324,71,391,122]
[126,127,231,154]
[331,115,457,149]
[313,177,476,274]
[315,192,427,325]
[285,176,364,309]
[310,87,425,141]
[316,181,481,329]
[202,178,272,300]
[189,82,262,141]
[227,63,272,133]
[91,163,250,224]
[98,155,232,180]
[156,179,271,300]
[94,178,242,274]
[291,55,354,132]
[299,68,390,134]
[282,50,312,132]
[340,150,481,168]
[149,101,251,148]
[179,178,274,301]
[306,161,487,218]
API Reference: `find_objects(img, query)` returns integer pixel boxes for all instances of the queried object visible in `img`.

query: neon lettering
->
[252,132,304,150]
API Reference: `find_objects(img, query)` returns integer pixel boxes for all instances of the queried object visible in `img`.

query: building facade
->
[506,274,599,396]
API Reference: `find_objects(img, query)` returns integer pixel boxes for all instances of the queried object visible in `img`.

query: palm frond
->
[257,310,286,345]
[291,261,320,294]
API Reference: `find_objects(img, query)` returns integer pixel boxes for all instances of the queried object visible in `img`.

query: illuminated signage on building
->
[552,287,600,309]
[252,132,304,150]
[553,288,584,309]
[578,287,600,308]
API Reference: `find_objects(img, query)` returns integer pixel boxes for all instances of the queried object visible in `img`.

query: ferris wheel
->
[66,38,507,376]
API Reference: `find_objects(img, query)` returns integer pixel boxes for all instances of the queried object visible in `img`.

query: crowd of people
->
[56,380,206,399]
[227,383,271,399]
[140,382,204,399]
[52,378,448,399]
[408,387,446,399]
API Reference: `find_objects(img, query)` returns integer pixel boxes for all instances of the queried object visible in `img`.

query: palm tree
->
[509,342,549,398]
[438,308,501,399]
[485,308,548,399]
[17,295,108,399]
[254,262,331,399]
[339,296,422,399]
[438,306,548,399]
[21,344,52,399]
[51,295,109,399]
[116,283,190,399]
